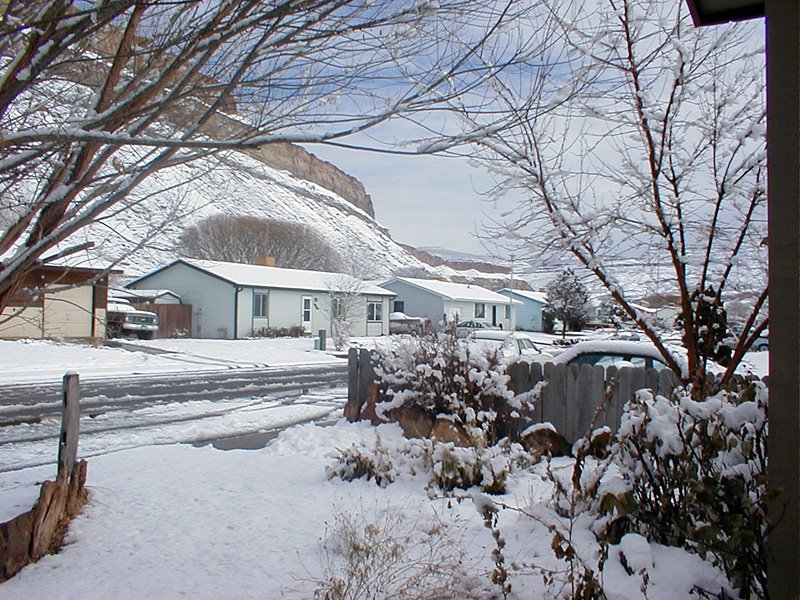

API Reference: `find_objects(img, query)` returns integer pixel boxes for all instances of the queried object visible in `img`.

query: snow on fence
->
[346,348,680,443]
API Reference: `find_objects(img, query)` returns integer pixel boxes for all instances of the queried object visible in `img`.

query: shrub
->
[326,433,398,488]
[596,381,769,598]
[327,432,531,495]
[253,325,307,338]
[373,328,533,446]
[312,501,479,600]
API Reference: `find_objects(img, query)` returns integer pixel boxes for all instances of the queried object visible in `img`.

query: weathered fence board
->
[347,351,692,443]
[58,372,80,479]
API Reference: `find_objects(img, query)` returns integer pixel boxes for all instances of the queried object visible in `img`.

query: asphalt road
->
[0,363,350,472]
[0,363,348,427]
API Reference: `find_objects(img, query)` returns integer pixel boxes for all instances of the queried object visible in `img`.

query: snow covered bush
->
[327,431,532,495]
[597,381,769,598]
[430,440,532,494]
[327,433,398,488]
[373,329,532,446]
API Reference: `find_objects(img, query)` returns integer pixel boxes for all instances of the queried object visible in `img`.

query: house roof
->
[499,288,547,304]
[130,259,395,296]
[115,288,182,302]
[383,277,521,304]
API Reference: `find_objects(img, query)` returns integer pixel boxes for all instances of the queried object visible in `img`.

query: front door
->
[491,305,497,326]
[301,296,312,331]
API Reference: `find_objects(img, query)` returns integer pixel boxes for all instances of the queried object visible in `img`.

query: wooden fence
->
[132,302,193,338]
[347,348,680,443]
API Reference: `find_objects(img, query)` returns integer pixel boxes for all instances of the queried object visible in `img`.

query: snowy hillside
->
[62,146,467,283]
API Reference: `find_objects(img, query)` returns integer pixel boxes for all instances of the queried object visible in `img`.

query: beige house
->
[0,265,111,339]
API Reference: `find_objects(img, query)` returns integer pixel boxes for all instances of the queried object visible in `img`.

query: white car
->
[455,319,499,338]
[468,330,554,364]
[106,299,160,340]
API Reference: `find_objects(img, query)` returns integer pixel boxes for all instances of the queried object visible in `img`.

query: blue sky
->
[305,143,499,256]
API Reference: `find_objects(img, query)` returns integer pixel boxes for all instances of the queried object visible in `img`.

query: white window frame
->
[367,301,383,322]
[254,292,269,318]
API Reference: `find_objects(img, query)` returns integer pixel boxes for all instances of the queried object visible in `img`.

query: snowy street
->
[0,338,349,473]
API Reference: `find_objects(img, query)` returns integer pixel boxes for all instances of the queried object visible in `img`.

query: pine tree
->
[545,269,589,339]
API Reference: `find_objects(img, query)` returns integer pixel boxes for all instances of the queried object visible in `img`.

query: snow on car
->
[468,330,554,365]
[550,339,679,373]
[455,319,498,338]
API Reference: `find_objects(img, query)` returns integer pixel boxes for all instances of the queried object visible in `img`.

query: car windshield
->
[517,338,539,352]
[570,352,668,371]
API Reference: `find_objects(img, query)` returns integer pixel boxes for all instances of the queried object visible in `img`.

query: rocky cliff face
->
[251,143,375,218]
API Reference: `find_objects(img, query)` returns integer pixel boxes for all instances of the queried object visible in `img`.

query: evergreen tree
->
[545,269,590,339]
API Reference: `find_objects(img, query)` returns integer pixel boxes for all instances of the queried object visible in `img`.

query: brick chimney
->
[255,256,276,267]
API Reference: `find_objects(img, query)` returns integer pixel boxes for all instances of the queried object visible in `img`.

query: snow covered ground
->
[0,337,343,385]
[1,422,731,599]
[0,337,767,598]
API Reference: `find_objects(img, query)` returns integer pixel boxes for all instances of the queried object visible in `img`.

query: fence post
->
[344,348,360,421]
[58,372,80,480]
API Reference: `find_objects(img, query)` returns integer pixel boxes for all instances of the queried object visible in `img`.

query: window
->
[504,304,511,319]
[393,300,405,313]
[474,303,486,319]
[254,292,268,318]
[367,301,383,321]
[331,296,344,319]
[302,296,312,322]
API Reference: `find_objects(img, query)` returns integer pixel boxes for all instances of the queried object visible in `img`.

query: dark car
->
[551,340,674,372]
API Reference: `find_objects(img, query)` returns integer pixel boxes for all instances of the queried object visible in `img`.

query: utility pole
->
[509,254,515,331]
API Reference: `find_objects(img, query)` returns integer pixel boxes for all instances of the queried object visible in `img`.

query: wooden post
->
[344,348,360,421]
[58,372,80,480]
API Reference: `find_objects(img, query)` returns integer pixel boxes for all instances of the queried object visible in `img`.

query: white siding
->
[381,280,446,329]
[130,263,235,339]
[131,262,393,339]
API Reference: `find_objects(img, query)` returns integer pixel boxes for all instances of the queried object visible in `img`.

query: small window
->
[330,297,344,320]
[254,292,269,317]
[504,304,511,319]
[474,303,486,319]
[367,301,383,321]
[393,300,405,313]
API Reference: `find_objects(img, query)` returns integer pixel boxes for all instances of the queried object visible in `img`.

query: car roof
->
[470,330,524,341]
[552,340,667,362]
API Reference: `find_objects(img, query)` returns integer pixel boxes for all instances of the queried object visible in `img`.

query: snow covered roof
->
[383,277,521,304]
[132,259,395,296]
[113,288,181,301]
[499,288,548,304]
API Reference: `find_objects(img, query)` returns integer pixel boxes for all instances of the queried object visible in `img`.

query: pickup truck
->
[106,299,160,340]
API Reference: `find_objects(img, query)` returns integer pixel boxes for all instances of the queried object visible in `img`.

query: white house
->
[379,277,520,330]
[126,259,394,339]
[498,288,547,331]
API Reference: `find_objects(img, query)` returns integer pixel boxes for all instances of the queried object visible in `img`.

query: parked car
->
[455,319,499,338]
[727,325,769,352]
[468,330,554,364]
[106,298,159,340]
[751,331,769,351]
[551,340,674,372]
[389,312,431,335]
